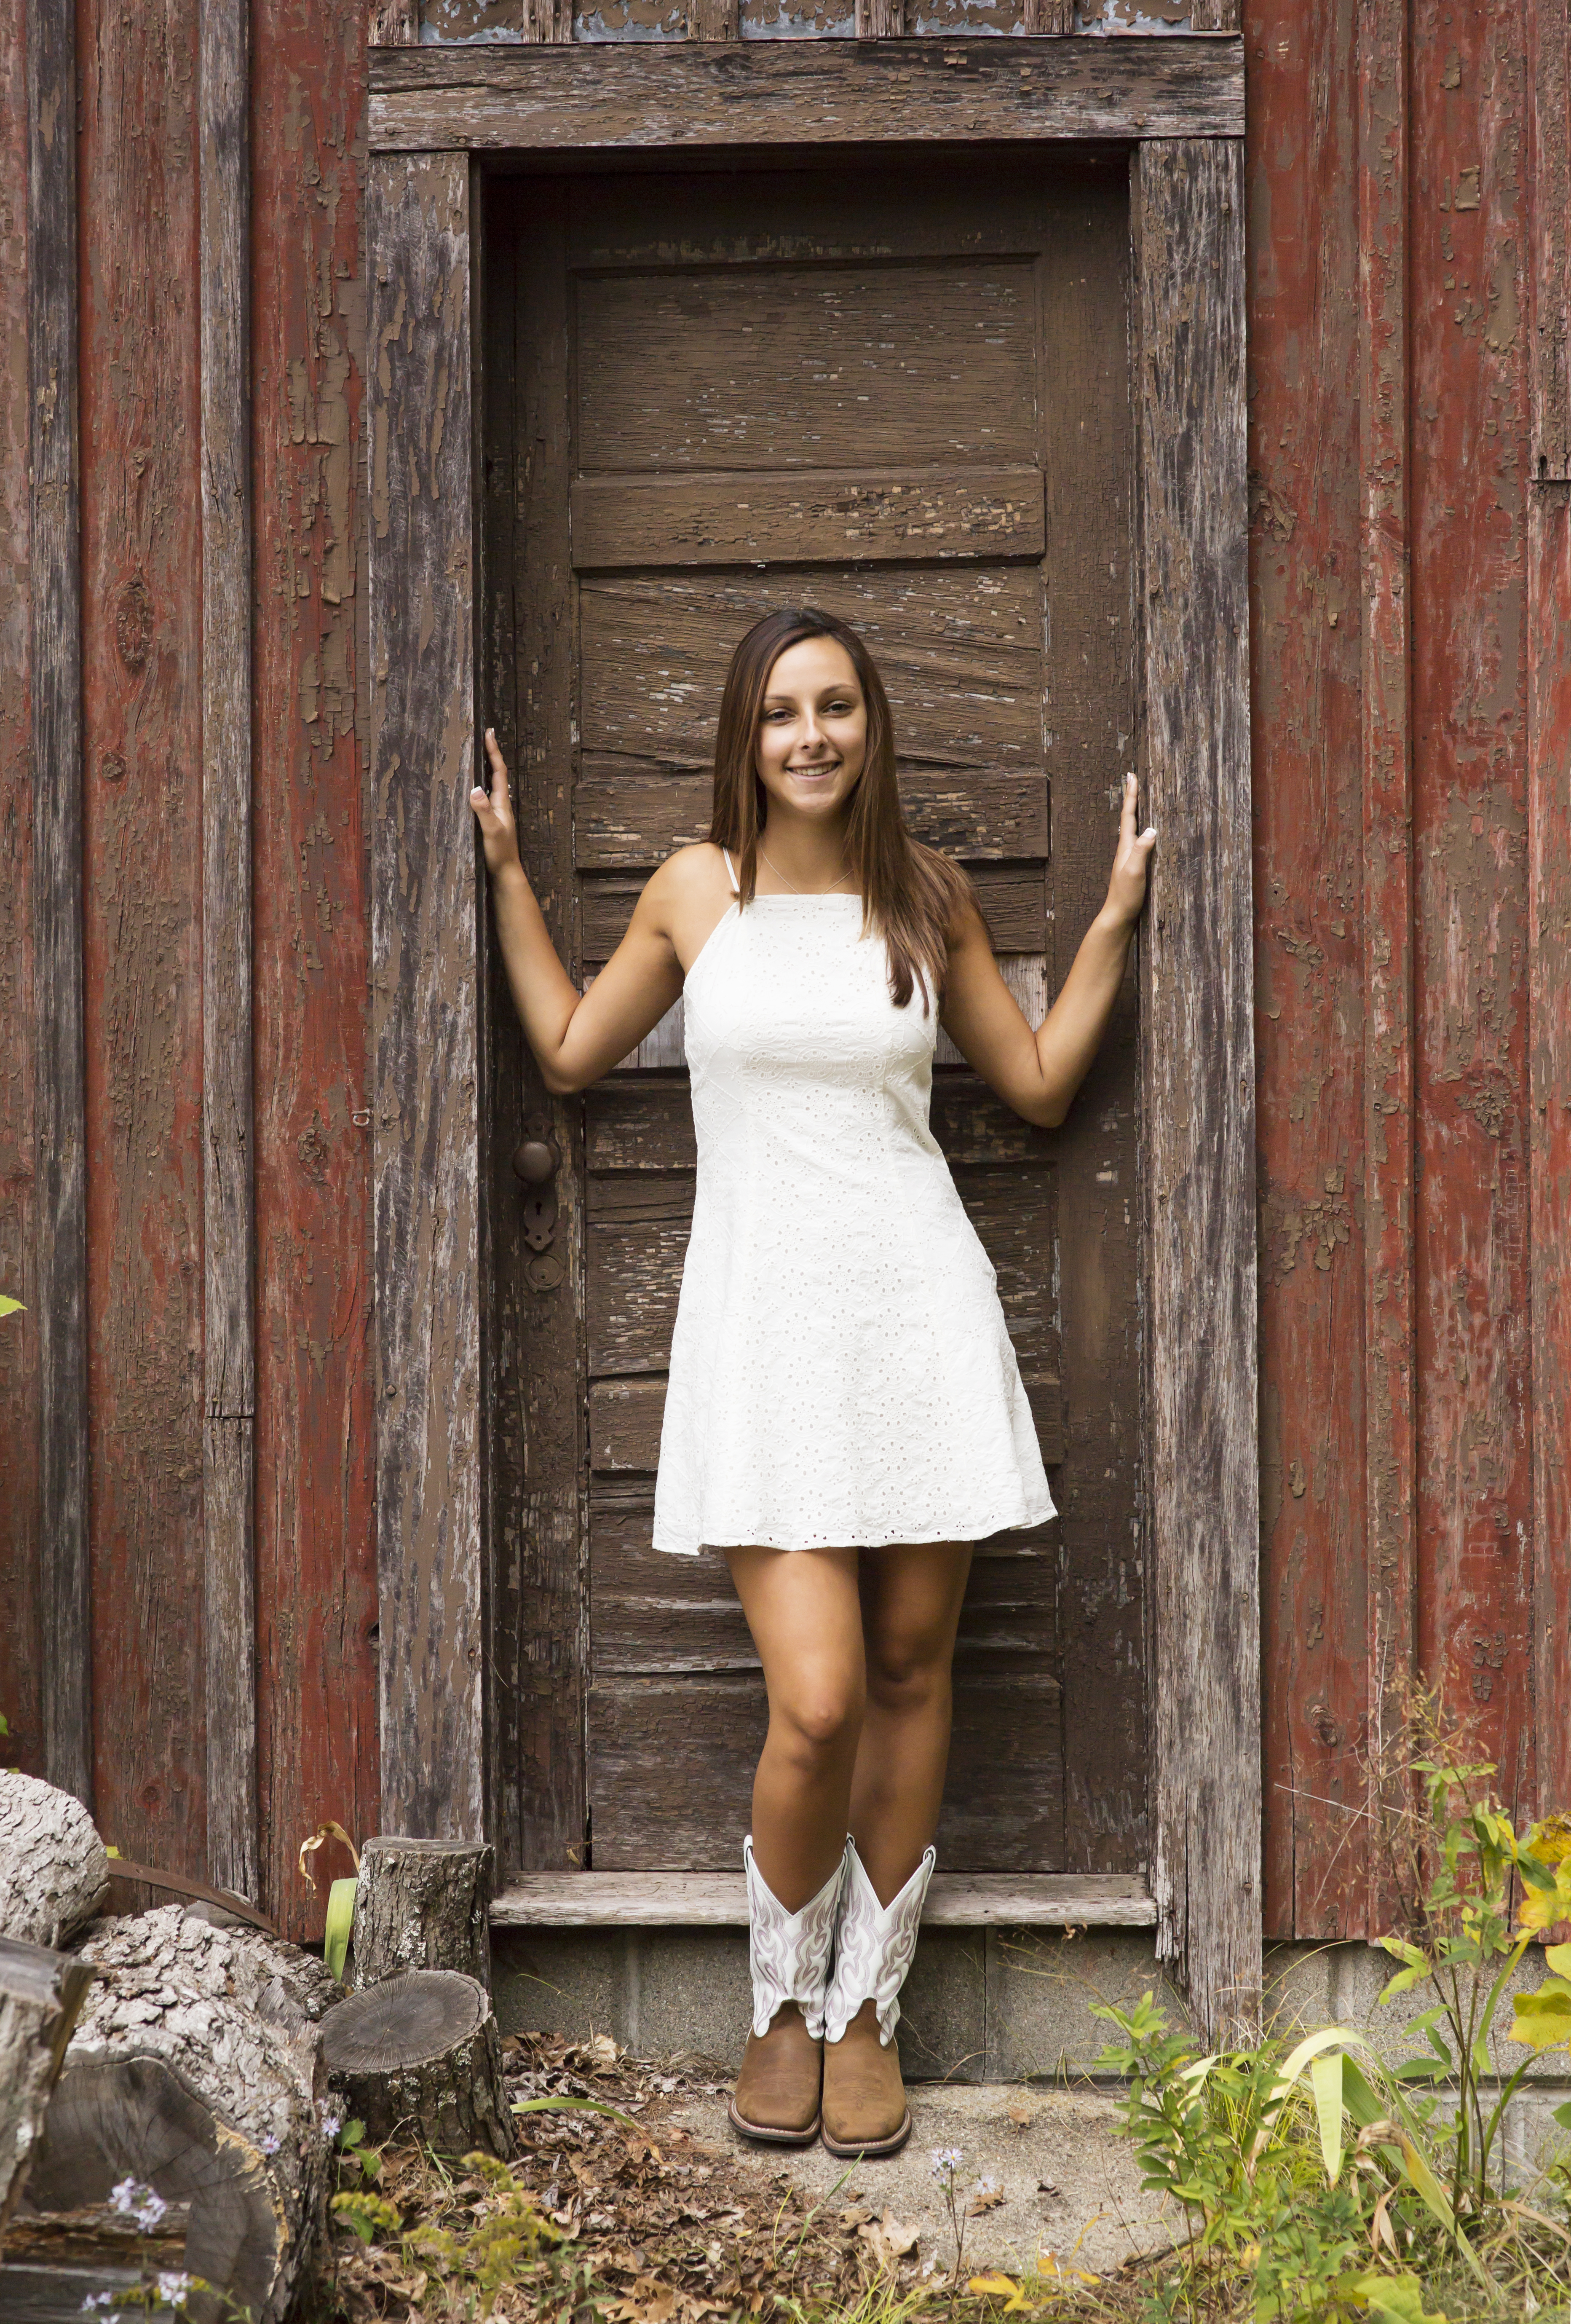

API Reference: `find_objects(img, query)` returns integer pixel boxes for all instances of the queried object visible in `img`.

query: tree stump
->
[0,1938,96,2233]
[0,1776,110,1949]
[352,1837,494,1987]
[320,1968,514,2157]
[16,1909,331,2324]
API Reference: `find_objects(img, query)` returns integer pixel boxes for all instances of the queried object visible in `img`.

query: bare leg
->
[848,1541,973,1904]
[725,1546,865,1910]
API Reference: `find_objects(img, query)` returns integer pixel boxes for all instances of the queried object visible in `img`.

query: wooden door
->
[481,161,1143,1884]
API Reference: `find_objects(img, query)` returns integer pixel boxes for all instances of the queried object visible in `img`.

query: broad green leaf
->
[0,1295,23,1319]
[1544,1943,1571,1978]
[1552,2098,1571,2131]
[1309,2050,1344,2184]
[1507,1989,1571,2052]
[1351,2272,1447,2324]
[324,1874,357,1984]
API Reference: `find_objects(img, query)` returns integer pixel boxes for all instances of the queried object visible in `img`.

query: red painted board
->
[1410,0,1535,1822]
[0,0,40,1774]
[1247,0,1373,1937]
[78,0,208,1875]
[252,0,380,1938]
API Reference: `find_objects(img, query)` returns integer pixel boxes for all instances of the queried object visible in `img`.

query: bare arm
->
[469,729,685,1094]
[938,772,1156,1129]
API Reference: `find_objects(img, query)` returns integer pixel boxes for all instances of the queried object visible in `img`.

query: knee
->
[866,1628,950,1710]
[772,1669,865,1762]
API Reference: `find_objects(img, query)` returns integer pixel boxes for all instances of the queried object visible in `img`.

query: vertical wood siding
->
[1408,0,1535,1820]
[78,0,209,1876]
[0,0,40,1778]
[252,0,379,1936]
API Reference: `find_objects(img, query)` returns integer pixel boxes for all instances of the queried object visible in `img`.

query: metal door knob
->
[513,1137,557,1185]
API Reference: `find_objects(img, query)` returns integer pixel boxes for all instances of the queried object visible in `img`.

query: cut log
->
[17,1909,331,2324]
[0,1938,96,2234]
[0,1775,110,1949]
[352,1836,494,1987]
[320,1968,514,2157]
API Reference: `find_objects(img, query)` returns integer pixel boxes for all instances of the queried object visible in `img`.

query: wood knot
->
[115,574,154,675]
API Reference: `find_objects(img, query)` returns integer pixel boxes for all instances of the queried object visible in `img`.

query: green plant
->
[0,1295,23,1320]
[329,2148,600,2319]
[1365,1689,1571,2221]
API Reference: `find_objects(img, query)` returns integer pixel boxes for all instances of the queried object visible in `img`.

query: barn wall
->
[0,0,1564,1944]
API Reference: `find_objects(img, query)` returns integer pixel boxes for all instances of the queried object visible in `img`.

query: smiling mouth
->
[787,761,840,776]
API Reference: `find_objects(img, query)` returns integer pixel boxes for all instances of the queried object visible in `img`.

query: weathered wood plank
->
[575,771,1048,868]
[0,0,40,1781]
[1410,0,1534,1832]
[1136,140,1261,2044]
[575,260,1036,476]
[199,0,258,1905]
[570,468,1044,572]
[369,40,1247,154]
[1528,488,1571,1821]
[492,1870,1156,1927]
[484,181,589,1875]
[368,152,484,1843]
[1037,173,1145,1878]
[1251,0,1368,1940]
[28,0,89,1812]
[252,0,379,1938]
[579,570,1044,771]
[79,0,209,1874]
[1529,1,1571,1829]
[1358,0,1415,1927]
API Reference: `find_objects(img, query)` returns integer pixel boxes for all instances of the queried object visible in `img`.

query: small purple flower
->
[319,2107,343,2140]
[930,2147,964,2181]
[260,2132,281,2156]
[134,2190,169,2233]
[109,2178,147,2216]
[154,2273,194,2310]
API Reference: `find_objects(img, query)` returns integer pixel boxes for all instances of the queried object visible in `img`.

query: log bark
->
[0,1776,110,1949]
[17,1909,332,2324]
[352,1837,493,1987]
[321,1968,514,2157]
[0,1938,96,2234]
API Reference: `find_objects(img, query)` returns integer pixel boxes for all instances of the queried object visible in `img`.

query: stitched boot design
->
[744,1836,847,2039]
[822,1839,935,2046]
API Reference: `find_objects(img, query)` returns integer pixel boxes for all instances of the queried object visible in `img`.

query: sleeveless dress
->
[650,851,1056,1557]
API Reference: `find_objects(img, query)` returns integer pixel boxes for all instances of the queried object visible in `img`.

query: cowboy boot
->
[728,1836,847,2144]
[819,1838,935,2158]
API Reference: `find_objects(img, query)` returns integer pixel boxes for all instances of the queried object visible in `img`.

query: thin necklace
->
[758,844,854,896]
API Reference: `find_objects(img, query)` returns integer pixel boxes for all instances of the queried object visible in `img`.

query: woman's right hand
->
[470,728,522,877]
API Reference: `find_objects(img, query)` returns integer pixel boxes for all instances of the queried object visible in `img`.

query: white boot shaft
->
[822,1838,935,2047]
[743,1836,848,2040]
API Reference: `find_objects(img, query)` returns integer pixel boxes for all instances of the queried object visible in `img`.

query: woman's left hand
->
[1104,771,1157,927]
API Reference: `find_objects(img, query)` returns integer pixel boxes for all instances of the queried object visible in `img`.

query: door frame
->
[364,36,1260,2043]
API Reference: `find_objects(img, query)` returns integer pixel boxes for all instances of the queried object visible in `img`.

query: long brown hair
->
[707,607,976,1013]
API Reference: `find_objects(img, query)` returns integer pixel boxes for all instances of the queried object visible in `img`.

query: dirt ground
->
[326,2032,1173,2321]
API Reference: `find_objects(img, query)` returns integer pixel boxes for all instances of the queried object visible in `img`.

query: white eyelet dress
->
[650,851,1056,1557]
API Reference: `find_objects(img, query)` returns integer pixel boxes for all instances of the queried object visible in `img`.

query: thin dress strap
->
[720,847,741,895]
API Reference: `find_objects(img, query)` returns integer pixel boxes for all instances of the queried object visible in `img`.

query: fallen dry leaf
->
[856,2211,921,2268]
[1006,2100,1034,2130]
[968,2185,1008,2215]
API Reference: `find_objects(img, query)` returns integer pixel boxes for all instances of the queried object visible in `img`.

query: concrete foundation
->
[494,1924,1571,2178]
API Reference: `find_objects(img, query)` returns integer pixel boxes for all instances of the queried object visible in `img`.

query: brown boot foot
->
[728,2001,823,2144]
[820,1997,912,2156]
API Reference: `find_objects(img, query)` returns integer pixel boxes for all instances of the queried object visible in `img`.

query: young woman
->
[471,607,1154,2160]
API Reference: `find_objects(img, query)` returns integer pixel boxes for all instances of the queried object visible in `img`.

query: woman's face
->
[753,636,867,826]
